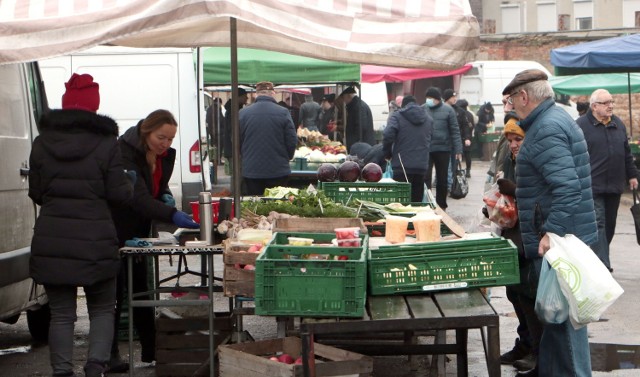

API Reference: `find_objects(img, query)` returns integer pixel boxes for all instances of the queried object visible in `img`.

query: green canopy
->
[549,73,640,95]
[200,47,360,85]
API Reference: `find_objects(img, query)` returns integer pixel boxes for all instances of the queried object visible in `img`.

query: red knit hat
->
[62,73,100,112]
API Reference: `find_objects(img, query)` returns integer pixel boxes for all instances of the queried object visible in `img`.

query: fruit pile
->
[317,161,383,182]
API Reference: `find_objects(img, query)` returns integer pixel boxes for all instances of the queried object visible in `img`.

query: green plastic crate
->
[318,181,411,204]
[255,232,367,317]
[368,237,519,295]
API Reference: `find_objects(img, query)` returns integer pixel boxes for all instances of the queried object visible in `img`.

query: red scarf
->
[152,151,167,198]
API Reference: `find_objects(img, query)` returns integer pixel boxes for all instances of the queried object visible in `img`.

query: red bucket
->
[189,200,234,224]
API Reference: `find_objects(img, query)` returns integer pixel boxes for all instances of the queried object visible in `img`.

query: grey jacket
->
[424,102,463,154]
[383,103,433,175]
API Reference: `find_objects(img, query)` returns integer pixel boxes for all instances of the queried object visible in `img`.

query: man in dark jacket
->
[240,81,297,195]
[502,69,597,377]
[456,99,475,176]
[340,86,375,150]
[223,87,249,175]
[576,88,638,272]
[423,87,462,210]
[29,73,133,377]
[444,89,471,186]
[383,95,433,202]
[318,93,340,140]
[298,94,321,131]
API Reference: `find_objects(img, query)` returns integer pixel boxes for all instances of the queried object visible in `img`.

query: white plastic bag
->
[535,259,569,324]
[545,233,624,329]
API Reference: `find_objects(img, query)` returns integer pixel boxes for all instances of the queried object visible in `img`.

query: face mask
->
[426,98,435,108]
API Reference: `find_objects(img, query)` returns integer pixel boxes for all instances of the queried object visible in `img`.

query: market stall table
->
[119,244,223,377]
[299,289,500,377]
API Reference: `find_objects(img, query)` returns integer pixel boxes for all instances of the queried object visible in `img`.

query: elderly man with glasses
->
[501,69,597,377]
[576,88,638,273]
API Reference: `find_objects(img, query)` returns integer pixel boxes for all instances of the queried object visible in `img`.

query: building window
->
[483,19,496,34]
[537,2,557,32]
[575,17,592,29]
[501,4,521,33]
[558,14,571,30]
[623,0,640,27]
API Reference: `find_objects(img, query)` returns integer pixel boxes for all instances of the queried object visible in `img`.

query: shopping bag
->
[630,189,640,245]
[449,160,468,199]
[382,162,393,179]
[545,233,624,329]
[488,194,518,228]
[535,259,569,325]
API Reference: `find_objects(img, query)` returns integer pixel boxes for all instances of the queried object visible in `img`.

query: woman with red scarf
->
[109,109,198,371]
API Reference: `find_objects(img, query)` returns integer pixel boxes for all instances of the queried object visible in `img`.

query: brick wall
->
[479,34,640,138]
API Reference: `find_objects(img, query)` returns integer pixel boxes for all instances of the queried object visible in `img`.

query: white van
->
[0,62,50,340]
[458,60,553,127]
[39,46,207,212]
[359,82,389,132]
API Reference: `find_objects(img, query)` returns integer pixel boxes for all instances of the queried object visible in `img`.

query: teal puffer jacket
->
[515,98,597,259]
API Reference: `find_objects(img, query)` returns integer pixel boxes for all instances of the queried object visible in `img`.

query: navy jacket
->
[383,102,433,175]
[576,110,638,195]
[516,98,597,258]
[240,96,297,179]
[29,110,133,286]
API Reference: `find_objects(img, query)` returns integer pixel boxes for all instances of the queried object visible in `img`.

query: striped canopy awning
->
[0,0,479,69]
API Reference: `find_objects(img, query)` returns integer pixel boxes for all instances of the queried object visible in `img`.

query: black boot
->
[107,352,130,373]
[513,353,537,371]
[500,338,530,365]
[84,360,107,377]
[515,366,538,377]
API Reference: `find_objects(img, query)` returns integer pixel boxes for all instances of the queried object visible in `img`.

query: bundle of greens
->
[347,200,435,222]
[241,189,356,218]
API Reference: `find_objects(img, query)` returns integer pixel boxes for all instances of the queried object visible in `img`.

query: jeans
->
[591,193,621,269]
[393,172,425,203]
[46,278,116,375]
[425,151,451,209]
[530,258,592,376]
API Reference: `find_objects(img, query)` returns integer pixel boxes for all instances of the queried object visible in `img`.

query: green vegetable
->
[241,190,356,218]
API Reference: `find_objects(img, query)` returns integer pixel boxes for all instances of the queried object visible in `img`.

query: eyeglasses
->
[506,91,520,105]
[595,100,614,106]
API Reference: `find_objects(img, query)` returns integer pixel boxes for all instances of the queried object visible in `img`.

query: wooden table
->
[299,289,500,377]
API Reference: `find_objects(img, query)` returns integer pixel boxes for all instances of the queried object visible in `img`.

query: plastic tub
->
[412,213,442,242]
[384,215,410,244]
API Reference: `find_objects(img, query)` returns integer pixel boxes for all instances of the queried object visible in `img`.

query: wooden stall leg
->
[456,329,468,377]
[486,324,501,377]
[430,330,446,377]
[404,331,419,371]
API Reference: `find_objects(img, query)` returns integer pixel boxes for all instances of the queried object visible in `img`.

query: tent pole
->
[629,73,633,138]
[230,17,242,219]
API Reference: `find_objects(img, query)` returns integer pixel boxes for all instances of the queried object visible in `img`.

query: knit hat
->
[237,88,248,96]
[340,86,357,97]
[62,73,100,112]
[425,87,442,100]
[443,89,457,102]
[504,118,525,138]
[321,93,336,103]
[401,95,416,107]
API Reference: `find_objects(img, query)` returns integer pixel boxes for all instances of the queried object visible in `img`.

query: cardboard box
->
[218,336,373,377]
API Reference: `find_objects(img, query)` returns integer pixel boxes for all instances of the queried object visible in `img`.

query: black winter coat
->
[29,110,133,286]
[110,124,177,246]
[383,102,433,175]
[345,96,375,150]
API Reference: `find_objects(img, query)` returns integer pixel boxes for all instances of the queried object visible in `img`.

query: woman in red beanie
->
[29,73,133,377]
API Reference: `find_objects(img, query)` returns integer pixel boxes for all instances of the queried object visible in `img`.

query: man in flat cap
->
[239,81,297,195]
[501,69,596,377]
[339,86,375,150]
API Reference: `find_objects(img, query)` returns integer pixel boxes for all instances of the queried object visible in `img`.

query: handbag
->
[449,160,468,199]
[631,189,640,245]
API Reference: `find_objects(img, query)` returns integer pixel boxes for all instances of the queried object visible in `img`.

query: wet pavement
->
[1,160,639,376]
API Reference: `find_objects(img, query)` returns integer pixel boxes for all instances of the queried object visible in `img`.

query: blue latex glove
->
[172,210,200,229]
[124,170,137,185]
[161,193,176,207]
[124,238,152,247]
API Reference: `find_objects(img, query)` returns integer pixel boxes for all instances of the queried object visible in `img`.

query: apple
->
[243,264,255,271]
[294,356,303,365]
[247,245,260,253]
[278,353,294,364]
[269,356,279,362]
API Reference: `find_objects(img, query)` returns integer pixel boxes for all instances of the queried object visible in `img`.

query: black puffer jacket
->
[110,124,177,246]
[383,102,433,175]
[29,110,133,286]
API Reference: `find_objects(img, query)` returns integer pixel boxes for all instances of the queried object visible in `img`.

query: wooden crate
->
[155,312,234,377]
[218,336,373,377]
[223,240,259,297]
[272,217,367,234]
